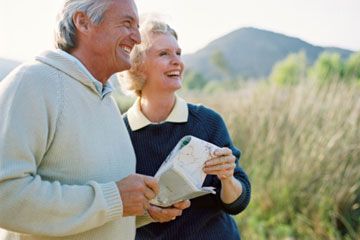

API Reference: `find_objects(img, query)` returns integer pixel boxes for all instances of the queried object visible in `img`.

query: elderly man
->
[0,0,188,239]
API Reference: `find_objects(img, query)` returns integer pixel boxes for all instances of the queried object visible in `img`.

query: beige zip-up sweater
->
[0,50,137,239]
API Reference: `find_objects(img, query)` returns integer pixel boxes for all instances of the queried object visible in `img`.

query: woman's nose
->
[171,54,183,66]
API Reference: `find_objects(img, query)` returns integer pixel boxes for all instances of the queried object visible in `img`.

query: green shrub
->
[309,52,345,85]
[270,51,307,86]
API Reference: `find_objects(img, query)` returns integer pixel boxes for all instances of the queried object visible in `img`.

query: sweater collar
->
[126,95,188,131]
[35,50,113,97]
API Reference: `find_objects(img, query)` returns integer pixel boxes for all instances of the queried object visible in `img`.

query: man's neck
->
[70,49,109,84]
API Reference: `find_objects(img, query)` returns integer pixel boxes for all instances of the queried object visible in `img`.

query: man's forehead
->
[107,0,139,20]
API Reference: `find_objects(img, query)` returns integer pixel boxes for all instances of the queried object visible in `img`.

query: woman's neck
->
[140,93,176,123]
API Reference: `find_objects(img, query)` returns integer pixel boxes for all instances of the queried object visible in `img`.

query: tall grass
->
[185,82,360,239]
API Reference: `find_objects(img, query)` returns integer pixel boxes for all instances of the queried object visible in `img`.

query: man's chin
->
[117,59,131,72]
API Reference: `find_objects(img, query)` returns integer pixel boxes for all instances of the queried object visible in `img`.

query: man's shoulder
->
[3,59,58,83]
[0,59,63,101]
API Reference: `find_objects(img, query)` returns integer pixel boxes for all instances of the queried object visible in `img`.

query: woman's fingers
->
[173,200,191,210]
[204,154,235,167]
[147,205,183,223]
[204,156,235,179]
[204,166,235,178]
[213,147,232,157]
[203,148,236,180]
[204,160,235,170]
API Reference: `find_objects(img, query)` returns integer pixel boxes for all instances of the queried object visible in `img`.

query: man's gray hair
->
[54,0,112,52]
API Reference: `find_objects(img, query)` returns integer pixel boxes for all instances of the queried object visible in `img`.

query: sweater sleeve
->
[0,68,122,236]
[200,106,251,215]
[136,213,155,228]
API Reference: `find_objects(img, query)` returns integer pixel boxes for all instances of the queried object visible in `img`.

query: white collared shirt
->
[126,96,189,131]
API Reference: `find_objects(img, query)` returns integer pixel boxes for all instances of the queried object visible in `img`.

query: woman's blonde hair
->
[120,19,178,96]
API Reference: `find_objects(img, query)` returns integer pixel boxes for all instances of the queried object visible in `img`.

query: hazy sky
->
[0,0,359,61]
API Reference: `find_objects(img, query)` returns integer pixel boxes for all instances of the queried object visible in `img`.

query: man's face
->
[87,0,140,74]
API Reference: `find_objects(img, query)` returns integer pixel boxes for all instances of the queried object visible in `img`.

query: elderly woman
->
[121,20,251,240]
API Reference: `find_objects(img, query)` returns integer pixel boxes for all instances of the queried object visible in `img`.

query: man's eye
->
[176,51,182,56]
[124,21,131,28]
[159,51,168,56]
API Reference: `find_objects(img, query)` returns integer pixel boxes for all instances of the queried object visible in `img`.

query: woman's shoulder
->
[187,102,232,148]
[187,103,223,122]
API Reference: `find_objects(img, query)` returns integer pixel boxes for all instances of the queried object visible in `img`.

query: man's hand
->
[147,200,191,223]
[116,174,159,217]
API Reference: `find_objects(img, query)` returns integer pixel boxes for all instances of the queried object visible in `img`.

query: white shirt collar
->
[127,96,188,131]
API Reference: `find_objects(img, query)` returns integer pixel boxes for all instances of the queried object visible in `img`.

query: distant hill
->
[183,27,353,80]
[0,58,21,80]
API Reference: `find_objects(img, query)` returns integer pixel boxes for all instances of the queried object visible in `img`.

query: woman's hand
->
[203,147,243,203]
[147,200,191,223]
[203,147,236,180]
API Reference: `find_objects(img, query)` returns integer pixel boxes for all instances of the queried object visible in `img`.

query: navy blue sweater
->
[123,104,251,240]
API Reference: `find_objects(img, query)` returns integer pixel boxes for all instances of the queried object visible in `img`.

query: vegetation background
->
[1,8,359,238]
[115,50,360,240]
[0,1,359,239]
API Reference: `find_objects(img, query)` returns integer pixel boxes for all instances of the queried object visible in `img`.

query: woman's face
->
[141,33,184,94]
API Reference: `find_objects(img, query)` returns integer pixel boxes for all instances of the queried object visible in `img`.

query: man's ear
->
[72,11,91,33]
